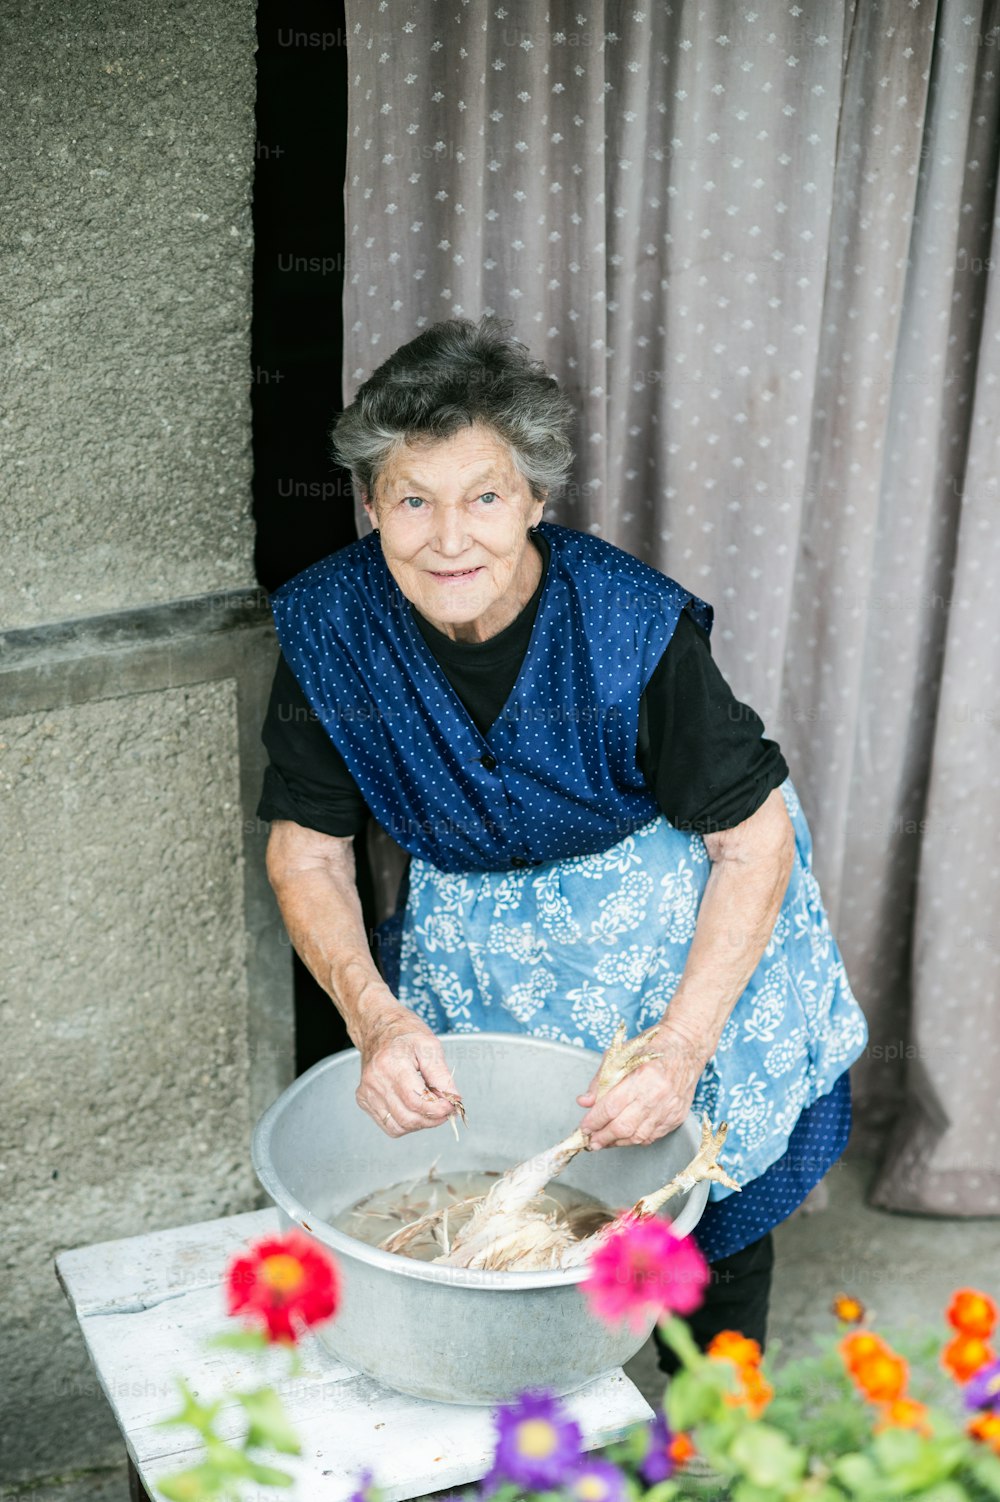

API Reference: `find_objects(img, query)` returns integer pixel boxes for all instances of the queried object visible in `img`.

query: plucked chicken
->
[378,1022,739,1272]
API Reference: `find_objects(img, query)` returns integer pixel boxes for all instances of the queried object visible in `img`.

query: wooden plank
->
[75,1283,360,1451]
[74,1282,650,1467]
[60,1208,653,1502]
[137,1366,651,1502]
[56,1208,277,1316]
[128,1455,153,1502]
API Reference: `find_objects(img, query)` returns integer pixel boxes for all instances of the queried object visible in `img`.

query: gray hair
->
[331,315,577,505]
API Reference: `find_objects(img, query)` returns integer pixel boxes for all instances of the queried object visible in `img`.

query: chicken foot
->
[465,1115,740,1273]
[554,1115,740,1267]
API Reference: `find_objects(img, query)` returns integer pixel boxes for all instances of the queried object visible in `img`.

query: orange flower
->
[849,1349,909,1404]
[742,1364,775,1417]
[708,1329,772,1417]
[721,1361,774,1418]
[968,1411,1000,1455]
[832,1294,865,1324]
[707,1330,763,1370]
[839,1331,890,1372]
[874,1397,932,1437]
[947,1289,999,1341]
[668,1433,695,1468]
[839,1329,910,1405]
[942,1332,996,1384]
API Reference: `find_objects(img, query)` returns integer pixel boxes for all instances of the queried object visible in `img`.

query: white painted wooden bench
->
[56,1206,654,1502]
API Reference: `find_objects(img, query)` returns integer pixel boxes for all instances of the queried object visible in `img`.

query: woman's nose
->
[433,507,471,556]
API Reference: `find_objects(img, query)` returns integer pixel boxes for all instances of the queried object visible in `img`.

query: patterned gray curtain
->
[343,0,1000,1215]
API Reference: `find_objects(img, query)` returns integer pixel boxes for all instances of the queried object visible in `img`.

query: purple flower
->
[637,1410,680,1485]
[567,1458,628,1502]
[347,1469,377,1502]
[487,1390,583,1490]
[965,1359,1000,1412]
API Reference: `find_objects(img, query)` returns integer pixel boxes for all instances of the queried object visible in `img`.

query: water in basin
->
[331,1162,616,1262]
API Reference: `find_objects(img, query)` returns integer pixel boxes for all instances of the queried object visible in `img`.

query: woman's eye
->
[403,496,424,509]
[477,491,498,505]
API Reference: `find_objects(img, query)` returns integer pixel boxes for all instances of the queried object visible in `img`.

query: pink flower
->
[580,1214,709,1332]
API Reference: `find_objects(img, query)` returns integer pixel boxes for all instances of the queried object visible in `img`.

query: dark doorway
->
[252,0,378,1074]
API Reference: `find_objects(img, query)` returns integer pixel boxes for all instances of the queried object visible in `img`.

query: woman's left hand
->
[575,1022,708,1149]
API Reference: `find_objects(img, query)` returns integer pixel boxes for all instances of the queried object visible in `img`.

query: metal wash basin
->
[251,1033,708,1404]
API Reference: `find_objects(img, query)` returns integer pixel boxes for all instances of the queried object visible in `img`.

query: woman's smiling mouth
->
[428,566,484,581]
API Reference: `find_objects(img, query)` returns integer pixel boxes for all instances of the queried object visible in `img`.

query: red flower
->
[581,1215,709,1333]
[226,1230,340,1343]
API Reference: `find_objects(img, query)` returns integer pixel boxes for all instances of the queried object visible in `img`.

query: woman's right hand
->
[354,996,462,1137]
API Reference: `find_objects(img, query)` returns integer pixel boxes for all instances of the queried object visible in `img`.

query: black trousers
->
[652,1232,775,1375]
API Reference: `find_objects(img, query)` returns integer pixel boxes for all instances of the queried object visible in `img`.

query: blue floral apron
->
[384,776,868,1201]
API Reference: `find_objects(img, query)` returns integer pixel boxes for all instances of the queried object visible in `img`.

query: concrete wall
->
[0,3,295,1490]
[2,0,256,627]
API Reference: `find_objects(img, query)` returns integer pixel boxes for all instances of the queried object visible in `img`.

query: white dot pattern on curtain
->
[342,0,1000,1214]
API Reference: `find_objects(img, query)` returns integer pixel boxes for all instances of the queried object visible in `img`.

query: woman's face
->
[363,425,545,641]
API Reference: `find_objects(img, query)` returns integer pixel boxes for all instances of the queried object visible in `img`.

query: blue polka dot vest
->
[269,521,715,872]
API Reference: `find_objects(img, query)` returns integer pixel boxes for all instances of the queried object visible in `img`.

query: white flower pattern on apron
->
[395,777,869,1198]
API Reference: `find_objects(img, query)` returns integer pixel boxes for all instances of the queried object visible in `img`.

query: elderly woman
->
[257,316,868,1366]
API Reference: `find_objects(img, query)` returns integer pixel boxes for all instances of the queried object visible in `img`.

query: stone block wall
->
[0,3,294,1486]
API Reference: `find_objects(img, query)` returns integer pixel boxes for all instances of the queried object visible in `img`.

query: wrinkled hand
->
[576,1022,708,1150]
[356,1001,461,1138]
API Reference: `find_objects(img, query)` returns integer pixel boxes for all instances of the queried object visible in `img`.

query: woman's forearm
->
[659,789,796,1063]
[265,822,397,1050]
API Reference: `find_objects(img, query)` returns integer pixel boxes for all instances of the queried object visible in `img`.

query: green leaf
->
[732,1482,784,1502]
[235,1386,302,1456]
[874,1429,967,1495]
[240,1457,296,1488]
[727,1424,807,1491]
[763,1387,873,1462]
[663,1368,727,1431]
[205,1330,270,1354]
[193,1435,293,1489]
[605,1421,650,1467]
[155,1379,222,1440]
[914,1485,970,1502]
[155,1465,219,1502]
[786,1486,847,1502]
[871,1428,923,1473]
[832,1451,880,1494]
[639,1483,680,1502]
[657,1315,705,1371]
[969,1450,1000,1500]
[484,1485,522,1502]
